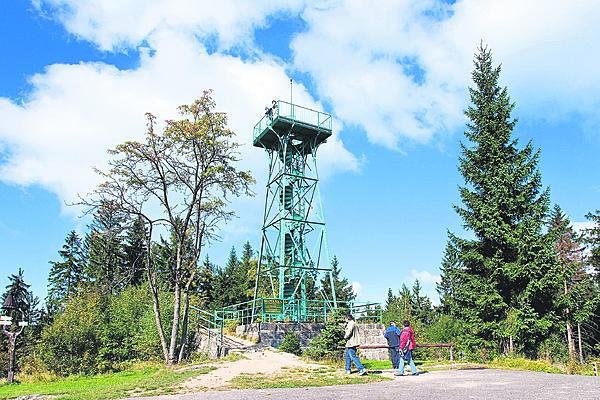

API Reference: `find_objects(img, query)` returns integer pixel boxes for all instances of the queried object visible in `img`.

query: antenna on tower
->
[290,78,293,104]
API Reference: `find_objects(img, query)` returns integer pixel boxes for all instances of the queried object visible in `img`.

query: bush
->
[279,333,302,356]
[38,286,169,375]
[305,315,345,360]
[224,319,239,335]
[39,291,103,375]
[537,333,569,364]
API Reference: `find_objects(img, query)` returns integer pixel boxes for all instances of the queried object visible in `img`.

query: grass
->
[488,357,563,374]
[229,366,390,390]
[0,362,215,400]
[362,358,434,371]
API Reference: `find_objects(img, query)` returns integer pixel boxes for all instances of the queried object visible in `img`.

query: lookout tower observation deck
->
[253,100,332,150]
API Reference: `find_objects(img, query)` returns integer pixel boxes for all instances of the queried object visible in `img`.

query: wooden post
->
[450,345,454,362]
[593,362,598,377]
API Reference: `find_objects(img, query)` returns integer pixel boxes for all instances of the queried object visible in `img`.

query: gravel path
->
[182,349,323,389]
[125,368,600,400]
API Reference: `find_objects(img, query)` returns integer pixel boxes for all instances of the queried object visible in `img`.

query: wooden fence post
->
[450,345,454,362]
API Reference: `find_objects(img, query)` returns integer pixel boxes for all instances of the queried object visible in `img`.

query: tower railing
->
[253,100,332,143]
[218,298,382,326]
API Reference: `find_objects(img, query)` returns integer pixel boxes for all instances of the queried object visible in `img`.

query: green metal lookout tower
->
[252,99,337,321]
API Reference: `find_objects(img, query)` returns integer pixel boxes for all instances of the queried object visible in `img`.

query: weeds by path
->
[229,366,390,390]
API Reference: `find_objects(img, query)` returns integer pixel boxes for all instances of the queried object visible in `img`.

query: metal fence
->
[253,100,332,143]
[217,298,382,325]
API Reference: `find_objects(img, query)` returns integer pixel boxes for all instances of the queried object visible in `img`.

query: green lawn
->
[0,363,214,400]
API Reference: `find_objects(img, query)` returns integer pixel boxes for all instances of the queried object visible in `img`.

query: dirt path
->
[183,349,323,390]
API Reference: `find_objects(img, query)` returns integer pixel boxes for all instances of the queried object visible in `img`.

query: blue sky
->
[1,1,599,305]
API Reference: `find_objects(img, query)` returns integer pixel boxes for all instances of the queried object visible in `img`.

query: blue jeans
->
[345,346,365,371]
[389,347,400,369]
[399,350,417,374]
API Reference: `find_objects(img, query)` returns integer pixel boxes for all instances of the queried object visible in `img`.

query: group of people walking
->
[344,314,419,377]
[384,320,419,376]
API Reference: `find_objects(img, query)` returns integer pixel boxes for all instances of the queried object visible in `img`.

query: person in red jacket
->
[399,320,419,376]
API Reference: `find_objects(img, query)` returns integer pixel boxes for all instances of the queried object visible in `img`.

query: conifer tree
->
[238,241,255,301]
[320,256,355,303]
[584,210,600,281]
[411,280,433,324]
[443,44,557,355]
[437,240,462,314]
[197,255,215,309]
[47,230,86,314]
[122,216,148,286]
[212,247,240,307]
[2,269,31,320]
[86,201,126,293]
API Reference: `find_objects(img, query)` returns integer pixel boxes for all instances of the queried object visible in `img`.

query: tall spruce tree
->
[2,269,31,320]
[443,44,557,355]
[122,216,148,286]
[238,242,255,302]
[197,255,215,309]
[47,230,86,315]
[86,201,126,293]
[437,240,462,314]
[320,256,355,303]
[584,210,600,281]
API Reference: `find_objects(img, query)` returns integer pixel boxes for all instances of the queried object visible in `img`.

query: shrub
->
[224,319,239,335]
[305,315,345,360]
[279,332,302,356]
[39,291,103,375]
[38,286,169,375]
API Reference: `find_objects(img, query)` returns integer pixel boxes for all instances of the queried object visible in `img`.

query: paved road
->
[127,369,599,400]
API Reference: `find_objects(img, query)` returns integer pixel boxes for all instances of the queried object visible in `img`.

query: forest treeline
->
[1,46,599,379]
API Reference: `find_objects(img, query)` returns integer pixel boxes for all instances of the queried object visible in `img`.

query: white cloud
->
[0,29,358,225]
[34,0,305,51]
[572,221,595,234]
[3,0,599,224]
[410,269,441,285]
[291,0,600,149]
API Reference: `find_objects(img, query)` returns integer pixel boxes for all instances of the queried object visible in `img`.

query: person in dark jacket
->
[399,320,419,376]
[384,321,402,376]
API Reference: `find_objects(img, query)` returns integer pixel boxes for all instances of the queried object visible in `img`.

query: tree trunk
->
[148,270,169,363]
[566,319,576,361]
[177,288,191,363]
[509,335,514,354]
[577,322,584,364]
[564,281,577,362]
[168,281,181,364]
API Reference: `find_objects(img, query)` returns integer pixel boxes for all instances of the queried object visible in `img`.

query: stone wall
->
[194,327,226,358]
[356,323,388,360]
[235,322,389,360]
[236,322,325,348]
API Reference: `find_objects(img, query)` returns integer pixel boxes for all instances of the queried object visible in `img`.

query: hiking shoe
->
[412,372,420,376]
[358,369,368,376]
[345,370,351,375]
[394,371,403,376]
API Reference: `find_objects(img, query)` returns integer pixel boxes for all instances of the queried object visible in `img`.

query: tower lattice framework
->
[252,100,337,321]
